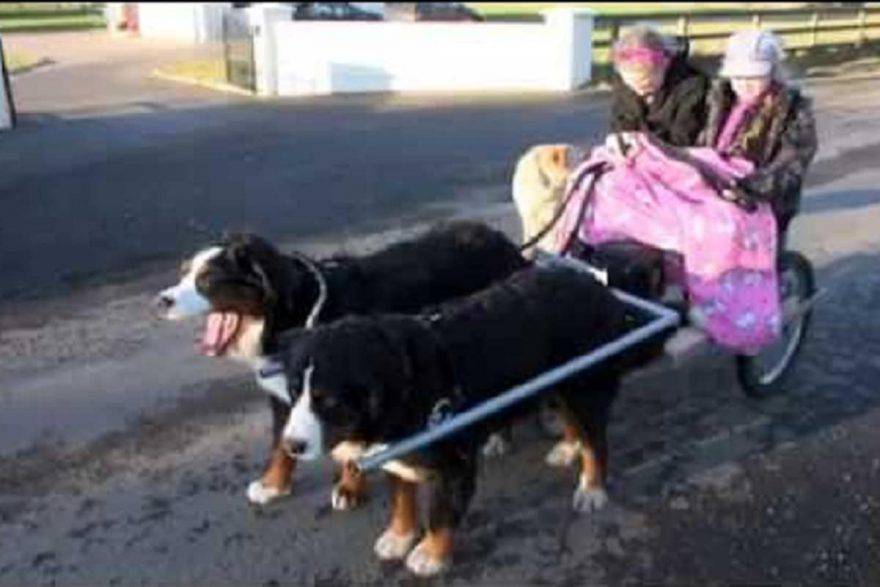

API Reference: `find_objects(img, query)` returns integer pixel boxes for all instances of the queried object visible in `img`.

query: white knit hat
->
[720,30,784,78]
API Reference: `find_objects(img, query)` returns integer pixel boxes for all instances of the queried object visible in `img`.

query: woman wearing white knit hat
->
[699,29,818,236]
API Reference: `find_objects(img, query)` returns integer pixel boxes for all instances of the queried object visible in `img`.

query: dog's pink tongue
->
[198,312,240,356]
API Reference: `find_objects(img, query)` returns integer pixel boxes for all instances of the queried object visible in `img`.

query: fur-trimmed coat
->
[698,79,818,232]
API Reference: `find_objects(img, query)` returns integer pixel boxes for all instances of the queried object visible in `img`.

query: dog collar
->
[256,355,285,379]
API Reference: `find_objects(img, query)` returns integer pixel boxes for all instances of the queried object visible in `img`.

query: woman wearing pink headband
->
[609,24,709,151]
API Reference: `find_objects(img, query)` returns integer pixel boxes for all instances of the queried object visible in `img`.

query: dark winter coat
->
[610,55,710,147]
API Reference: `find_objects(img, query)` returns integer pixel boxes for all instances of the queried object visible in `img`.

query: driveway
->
[3,30,247,118]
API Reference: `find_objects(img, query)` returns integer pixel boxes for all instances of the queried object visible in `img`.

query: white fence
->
[252,7,595,97]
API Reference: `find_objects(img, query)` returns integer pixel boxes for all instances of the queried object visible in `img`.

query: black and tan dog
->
[279,265,650,576]
[156,221,527,506]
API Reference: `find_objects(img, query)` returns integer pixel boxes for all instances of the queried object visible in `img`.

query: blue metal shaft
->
[355,286,680,473]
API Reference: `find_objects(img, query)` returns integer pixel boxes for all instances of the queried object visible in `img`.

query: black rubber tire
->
[736,251,815,399]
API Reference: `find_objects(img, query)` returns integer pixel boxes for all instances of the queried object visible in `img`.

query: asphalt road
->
[0,78,611,302]
[1,33,880,585]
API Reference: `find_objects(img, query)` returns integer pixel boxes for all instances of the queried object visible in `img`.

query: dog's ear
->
[224,236,278,304]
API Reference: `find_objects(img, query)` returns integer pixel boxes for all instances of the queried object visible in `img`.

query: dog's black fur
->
[211,220,529,357]
[179,221,528,504]
[280,265,657,560]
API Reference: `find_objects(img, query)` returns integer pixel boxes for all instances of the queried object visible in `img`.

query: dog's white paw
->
[374,529,418,561]
[572,484,608,514]
[405,542,450,577]
[481,433,510,459]
[545,440,582,468]
[246,480,290,505]
[331,484,363,511]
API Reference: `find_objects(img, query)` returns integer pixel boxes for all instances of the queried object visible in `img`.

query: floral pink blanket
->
[555,133,781,353]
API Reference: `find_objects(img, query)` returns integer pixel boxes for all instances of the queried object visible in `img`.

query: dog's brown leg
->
[374,475,419,561]
[572,416,609,513]
[545,419,585,468]
[580,434,607,490]
[247,397,297,505]
[331,460,368,511]
[245,443,296,505]
[406,455,476,577]
[407,528,453,576]
[263,445,297,489]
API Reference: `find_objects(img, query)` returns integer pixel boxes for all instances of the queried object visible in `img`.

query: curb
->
[149,69,256,98]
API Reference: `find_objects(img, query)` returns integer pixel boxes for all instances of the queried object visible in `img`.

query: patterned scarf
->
[722,82,783,163]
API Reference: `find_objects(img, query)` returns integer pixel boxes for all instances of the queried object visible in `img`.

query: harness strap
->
[287,251,329,329]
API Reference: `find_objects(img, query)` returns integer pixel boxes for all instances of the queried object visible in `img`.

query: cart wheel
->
[737,251,815,399]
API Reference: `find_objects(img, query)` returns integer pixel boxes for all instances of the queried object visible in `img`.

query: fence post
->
[811,11,820,47]
[610,20,620,43]
[677,14,689,37]
[857,8,867,47]
[542,8,596,91]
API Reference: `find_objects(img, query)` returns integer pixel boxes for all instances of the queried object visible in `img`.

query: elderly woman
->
[609,23,710,148]
[555,30,817,353]
[513,25,709,255]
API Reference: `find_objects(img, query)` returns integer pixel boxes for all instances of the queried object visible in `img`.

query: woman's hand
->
[720,182,758,212]
[604,132,639,164]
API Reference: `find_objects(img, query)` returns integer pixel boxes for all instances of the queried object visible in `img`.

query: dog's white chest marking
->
[282,364,322,460]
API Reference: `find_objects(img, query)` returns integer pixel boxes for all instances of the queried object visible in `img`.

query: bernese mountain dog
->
[155,221,527,506]
[279,265,654,577]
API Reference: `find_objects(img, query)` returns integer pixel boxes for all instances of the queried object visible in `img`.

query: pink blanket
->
[555,134,781,353]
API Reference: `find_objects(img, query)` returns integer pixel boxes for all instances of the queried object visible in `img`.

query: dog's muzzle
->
[281,437,310,459]
[155,293,175,313]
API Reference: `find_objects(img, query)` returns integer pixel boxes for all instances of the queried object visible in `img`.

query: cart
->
[356,178,821,475]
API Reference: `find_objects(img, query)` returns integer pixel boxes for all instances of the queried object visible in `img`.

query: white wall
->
[137,2,230,43]
[255,8,594,97]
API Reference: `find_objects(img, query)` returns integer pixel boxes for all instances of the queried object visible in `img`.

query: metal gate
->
[223,10,256,92]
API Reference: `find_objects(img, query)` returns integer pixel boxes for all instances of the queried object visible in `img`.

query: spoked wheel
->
[737,251,815,399]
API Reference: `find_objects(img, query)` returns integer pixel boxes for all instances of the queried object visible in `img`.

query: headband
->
[613,46,669,67]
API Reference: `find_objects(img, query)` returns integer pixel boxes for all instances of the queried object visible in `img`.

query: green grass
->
[0,10,104,33]
[0,3,100,14]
